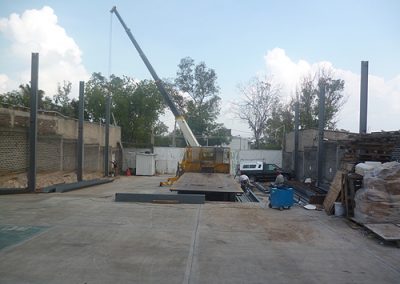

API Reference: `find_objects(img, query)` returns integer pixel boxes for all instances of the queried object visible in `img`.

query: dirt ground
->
[0,171,104,189]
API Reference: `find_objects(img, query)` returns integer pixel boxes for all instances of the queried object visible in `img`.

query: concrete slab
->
[0,175,399,283]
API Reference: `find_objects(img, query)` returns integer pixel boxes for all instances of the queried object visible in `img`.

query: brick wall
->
[0,107,121,176]
[84,144,100,172]
[63,140,77,171]
[37,136,62,172]
[0,129,28,175]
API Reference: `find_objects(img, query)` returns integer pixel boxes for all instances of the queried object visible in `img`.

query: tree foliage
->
[298,68,345,130]
[84,73,166,145]
[174,57,230,146]
[237,77,280,149]
[0,84,46,109]
[264,98,295,147]
[0,81,80,118]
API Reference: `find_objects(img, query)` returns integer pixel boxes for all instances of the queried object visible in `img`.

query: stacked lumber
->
[354,162,400,224]
[341,131,400,163]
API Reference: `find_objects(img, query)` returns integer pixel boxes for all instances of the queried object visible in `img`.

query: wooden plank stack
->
[324,131,400,217]
[323,170,344,215]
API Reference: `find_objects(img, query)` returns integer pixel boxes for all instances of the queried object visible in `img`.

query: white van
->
[239,160,263,171]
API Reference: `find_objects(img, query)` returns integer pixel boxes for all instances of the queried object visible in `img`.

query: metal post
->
[77,81,84,181]
[317,84,326,186]
[359,61,368,134]
[28,53,39,192]
[294,99,299,179]
[104,95,111,176]
[172,120,176,147]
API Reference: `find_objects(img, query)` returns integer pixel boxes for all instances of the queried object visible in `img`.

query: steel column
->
[77,81,84,181]
[317,84,326,186]
[359,61,368,134]
[294,99,300,179]
[28,53,39,192]
[104,95,111,176]
[115,193,205,204]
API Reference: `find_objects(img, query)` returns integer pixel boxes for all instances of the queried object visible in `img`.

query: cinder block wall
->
[0,107,121,176]
[63,140,77,171]
[0,129,29,175]
[37,136,62,172]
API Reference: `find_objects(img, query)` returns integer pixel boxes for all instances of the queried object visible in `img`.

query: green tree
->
[18,83,48,109]
[298,68,345,130]
[0,84,48,109]
[175,57,230,146]
[53,80,78,117]
[237,77,280,149]
[85,72,108,121]
[264,98,295,147]
[85,73,166,145]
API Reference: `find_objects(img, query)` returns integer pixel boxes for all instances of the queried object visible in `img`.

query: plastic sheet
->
[354,162,400,223]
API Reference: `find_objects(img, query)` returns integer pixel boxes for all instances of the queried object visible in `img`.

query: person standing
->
[239,174,249,192]
[274,171,285,187]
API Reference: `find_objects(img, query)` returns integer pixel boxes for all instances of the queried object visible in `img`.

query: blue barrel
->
[269,187,294,210]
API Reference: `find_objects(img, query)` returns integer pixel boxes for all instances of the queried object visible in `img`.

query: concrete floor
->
[0,175,399,284]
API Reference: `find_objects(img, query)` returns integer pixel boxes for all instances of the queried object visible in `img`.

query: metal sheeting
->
[170,173,242,193]
[153,147,185,174]
[235,189,261,203]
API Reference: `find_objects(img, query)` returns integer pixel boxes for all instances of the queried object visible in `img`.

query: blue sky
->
[1,0,399,135]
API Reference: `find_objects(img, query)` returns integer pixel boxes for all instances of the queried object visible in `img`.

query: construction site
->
[1,5,400,284]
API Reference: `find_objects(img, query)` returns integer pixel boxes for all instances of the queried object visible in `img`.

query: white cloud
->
[262,48,400,132]
[0,74,11,93]
[158,48,400,137]
[0,6,89,97]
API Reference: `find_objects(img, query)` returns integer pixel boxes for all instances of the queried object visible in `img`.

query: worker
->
[239,174,249,192]
[274,171,285,188]
[111,160,118,177]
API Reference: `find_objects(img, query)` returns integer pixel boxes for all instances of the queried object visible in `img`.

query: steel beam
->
[104,95,111,176]
[28,53,39,192]
[115,193,205,204]
[41,179,113,193]
[294,99,300,179]
[77,81,84,181]
[317,85,326,186]
[359,61,368,134]
[0,188,29,195]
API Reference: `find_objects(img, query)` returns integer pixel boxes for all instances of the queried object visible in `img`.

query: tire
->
[279,207,283,211]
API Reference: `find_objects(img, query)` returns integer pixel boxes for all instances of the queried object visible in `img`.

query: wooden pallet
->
[364,223,400,247]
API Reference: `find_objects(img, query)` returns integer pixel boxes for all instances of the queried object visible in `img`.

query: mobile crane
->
[111,6,231,179]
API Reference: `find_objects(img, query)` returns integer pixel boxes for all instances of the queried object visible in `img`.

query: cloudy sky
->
[0,0,399,136]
